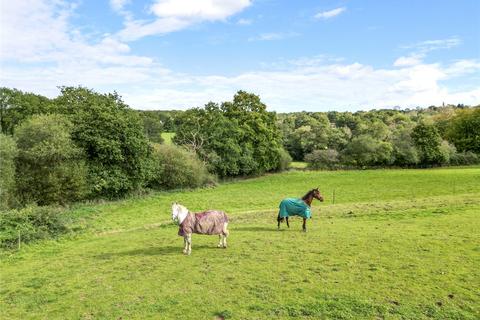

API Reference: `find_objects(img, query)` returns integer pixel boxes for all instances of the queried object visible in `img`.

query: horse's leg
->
[186,233,192,255]
[302,218,306,232]
[183,236,188,254]
[286,217,290,228]
[218,235,223,248]
[222,222,229,248]
[277,215,281,229]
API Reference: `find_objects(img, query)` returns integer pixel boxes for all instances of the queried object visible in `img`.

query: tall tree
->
[53,87,152,198]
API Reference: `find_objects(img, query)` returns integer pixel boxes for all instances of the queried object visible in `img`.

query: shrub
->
[0,134,17,209]
[14,114,88,205]
[341,135,393,167]
[305,149,340,169]
[0,205,70,249]
[439,140,457,165]
[148,144,215,190]
[276,148,292,171]
[450,151,479,165]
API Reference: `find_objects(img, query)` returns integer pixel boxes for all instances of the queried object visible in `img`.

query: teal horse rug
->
[278,198,311,219]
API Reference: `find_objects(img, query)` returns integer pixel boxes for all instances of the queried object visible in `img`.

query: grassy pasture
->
[1,167,479,319]
[161,132,175,145]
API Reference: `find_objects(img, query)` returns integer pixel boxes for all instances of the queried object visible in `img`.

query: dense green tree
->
[411,122,446,166]
[0,134,18,209]
[304,149,339,169]
[446,108,480,153]
[391,126,419,166]
[53,87,152,198]
[342,135,393,167]
[14,114,88,205]
[174,91,284,177]
[0,88,52,135]
[138,112,164,143]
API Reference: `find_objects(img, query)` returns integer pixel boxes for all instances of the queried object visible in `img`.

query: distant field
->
[161,132,175,145]
[290,161,308,169]
[1,167,480,319]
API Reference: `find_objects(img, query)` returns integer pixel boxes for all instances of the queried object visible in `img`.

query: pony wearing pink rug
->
[171,203,229,255]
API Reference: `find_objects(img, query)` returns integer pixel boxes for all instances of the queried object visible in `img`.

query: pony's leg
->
[222,223,229,248]
[286,217,290,228]
[302,218,307,232]
[277,216,281,229]
[218,235,223,248]
[183,236,188,254]
[186,233,192,255]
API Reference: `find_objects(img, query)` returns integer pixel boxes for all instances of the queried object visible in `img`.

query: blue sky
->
[1,0,479,111]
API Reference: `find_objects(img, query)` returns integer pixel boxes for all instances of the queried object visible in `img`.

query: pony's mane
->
[302,189,315,200]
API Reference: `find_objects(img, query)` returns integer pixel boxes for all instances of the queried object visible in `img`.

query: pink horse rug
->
[178,210,229,236]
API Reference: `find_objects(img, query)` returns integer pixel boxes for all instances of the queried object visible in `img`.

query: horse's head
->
[313,187,324,202]
[171,202,188,224]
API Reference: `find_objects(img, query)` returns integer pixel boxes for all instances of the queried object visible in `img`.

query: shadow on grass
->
[233,226,286,232]
[95,245,220,259]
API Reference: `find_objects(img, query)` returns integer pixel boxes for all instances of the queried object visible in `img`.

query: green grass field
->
[161,132,175,145]
[1,168,480,319]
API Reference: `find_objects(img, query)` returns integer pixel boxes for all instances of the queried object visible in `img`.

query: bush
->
[439,140,457,165]
[14,114,88,205]
[276,148,292,171]
[0,134,17,209]
[305,149,340,169]
[450,151,480,165]
[341,135,393,167]
[148,144,215,190]
[0,205,70,249]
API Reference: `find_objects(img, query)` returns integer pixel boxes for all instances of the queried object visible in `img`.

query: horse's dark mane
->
[302,189,315,200]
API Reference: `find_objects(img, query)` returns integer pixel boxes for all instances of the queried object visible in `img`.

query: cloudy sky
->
[1,0,479,111]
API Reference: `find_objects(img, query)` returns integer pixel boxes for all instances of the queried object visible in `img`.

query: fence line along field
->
[1,167,480,319]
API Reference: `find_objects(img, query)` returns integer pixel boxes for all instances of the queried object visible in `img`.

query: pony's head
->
[303,187,324,202]
[313,187,324,202]
[171,202,188,224]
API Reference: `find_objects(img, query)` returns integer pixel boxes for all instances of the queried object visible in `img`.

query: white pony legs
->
[183,233,192,255]
[218,235,224,247]
[183,236,188,254]
[221,222,229,248]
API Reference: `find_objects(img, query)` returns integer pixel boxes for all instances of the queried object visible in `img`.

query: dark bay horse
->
[277,188,324,232]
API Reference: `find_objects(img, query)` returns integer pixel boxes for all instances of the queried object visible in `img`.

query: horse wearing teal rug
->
[278,188,324,232]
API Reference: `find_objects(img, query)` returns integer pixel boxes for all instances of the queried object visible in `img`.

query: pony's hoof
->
[187,251,192,256]
[183,249,187,254]
[302,229,307,233]
[217,244,222,248]
[223,245,227,249]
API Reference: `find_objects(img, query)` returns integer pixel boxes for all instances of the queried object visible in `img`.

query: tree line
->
[1,86,479,210]
[277,106,479,169]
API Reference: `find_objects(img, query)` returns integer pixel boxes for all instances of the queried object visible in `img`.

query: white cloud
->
[393,54,425,67]
[314,7,346,20]
[117,0,252,41]
[402,37,462,53]
[110,0,130,12]
[1,1,478,111]
[248,32,299,42]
